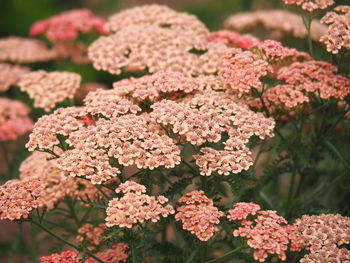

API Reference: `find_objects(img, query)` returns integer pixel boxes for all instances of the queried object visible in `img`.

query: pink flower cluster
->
[18,70,81,112]
[76,223,106,250]
[253,61,350,114]
[57,114,181,184]
[40,251,80,263]
[0,37,57,63]
[0,98,33,141]
[151,90,274,175]
[250,40,311,64]
[29,9,107,42]
[207,30,257,49]
[283,0,334,12]
[228,202,294,262]
[0,63,30,92]
[320,5,350,54]
[0,178,44,220]
[277,61,350,100]
[175,190,224,241]
[219,49,272,95]
[19,152,78,210]
[27,71,274,180]
[223,9,327,41]
[112,71,201,102]
[105,181,174,228]
[292,214,350,263]
[227,202,261,220]
[85,243,129,263]
[105,4,208,35]
[89,5,228,76]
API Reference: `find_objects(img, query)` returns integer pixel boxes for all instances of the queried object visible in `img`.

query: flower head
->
[0,37,57,63]
[219,49,272,95]
[228,203,293,262]
[105,4,208,36]
[292,214,350,263]
[0,63,30,92]
[30,9,107,42]
[89,25,227,76]
[223,10,327,41]
[40,250,80,263]
[320,5,350,54]
[283,0,334,12]
[207,30,257,49]
[0,178,44,220]
[175,190,224,241]
[18,70,81,112]
[105,181,174,228]
[0,98,33,141]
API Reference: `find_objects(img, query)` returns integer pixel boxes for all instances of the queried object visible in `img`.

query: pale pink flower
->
[105,181,174,228]
[223,10,327,41]
[207,30,257,49]
[0,178,44,220]
[0,63,30,92]
[151,90,274,176]
[320,5,350,54]
[292,214,350,263]
[219,49,272,95]
[112,71,202,102]
[40,250,80,263]
[227,202,261,221]
[29,9,107,42]
[18,70,81,112]
[175,190,224,241]
[85,243,128,263]
[277,61,350,100]
[283,0,334,12]
[0,37,57,63]
[105,4,208,36]
[19,151,77,210]
[56,114,180,184]
[228,203,293,262]
[0,98,33,141]
[89,25,227,76]
[250,40,311,63]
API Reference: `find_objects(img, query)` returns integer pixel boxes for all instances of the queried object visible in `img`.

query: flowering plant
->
[0,1,349,263]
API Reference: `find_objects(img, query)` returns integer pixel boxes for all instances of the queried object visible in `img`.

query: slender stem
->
[285,169,297,218]
[200,242,208,263]
[182,159,198,175]
[185,246,200,263]
[302,14,314,57]
[94,184,110,200]
[29,218,105,263]
[205,246,246,263]
[65,198,81,227]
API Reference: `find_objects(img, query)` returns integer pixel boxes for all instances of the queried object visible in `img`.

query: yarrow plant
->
[0,2,350,263]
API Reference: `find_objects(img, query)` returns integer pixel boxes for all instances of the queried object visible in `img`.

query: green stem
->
[29,218,104,263]
[94,184,110,200]
[205,246,246,263]
[285,169,297,218]
[182,159,198,175]
[65,198,81,227]
[302,14,314,57]
[200,242,208,263]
